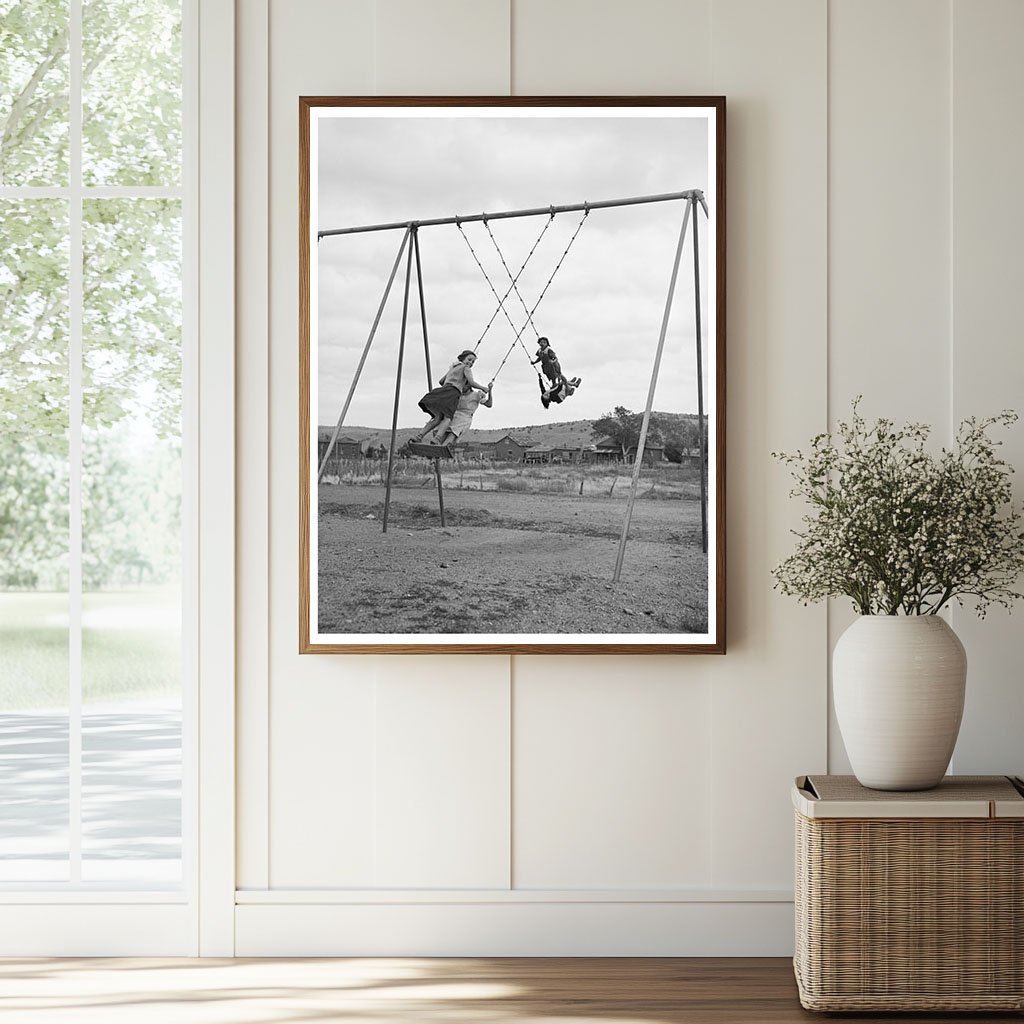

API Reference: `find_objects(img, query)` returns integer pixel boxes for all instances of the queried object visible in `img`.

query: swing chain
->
[457,214,554,353]
[483,218,542,342]
[487,207,590,385]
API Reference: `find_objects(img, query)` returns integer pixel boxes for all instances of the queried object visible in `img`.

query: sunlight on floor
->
[0,958,671,1024]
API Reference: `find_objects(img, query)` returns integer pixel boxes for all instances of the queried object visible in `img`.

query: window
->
[1,0,191,889]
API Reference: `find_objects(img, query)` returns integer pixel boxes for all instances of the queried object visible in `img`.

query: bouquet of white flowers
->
[773,401,1024,617]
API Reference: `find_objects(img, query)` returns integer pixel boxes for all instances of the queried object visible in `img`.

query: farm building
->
[550,446,585,464]
[586,437,666,466]
[585,438,623,463]
[523,445,554,464]
[317,429,367,475]
[490,433,534,462]
[632,445,665,466]
[317,431,366,460]
[458,440,496,460]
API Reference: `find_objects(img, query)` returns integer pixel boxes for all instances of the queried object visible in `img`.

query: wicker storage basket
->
[793,775,1024,1012]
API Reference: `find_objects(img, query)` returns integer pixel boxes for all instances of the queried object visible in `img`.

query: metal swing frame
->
[316,188,710,579]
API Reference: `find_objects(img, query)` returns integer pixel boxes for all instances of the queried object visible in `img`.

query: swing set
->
[317,189,710,581]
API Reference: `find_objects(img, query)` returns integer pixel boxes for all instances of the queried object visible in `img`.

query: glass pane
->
[82,0,181,186]
[0,0,70,186]
[82,198,181,883]
[0,199,70,880]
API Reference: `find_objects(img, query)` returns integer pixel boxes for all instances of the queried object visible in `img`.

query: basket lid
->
[793,775,1024,819]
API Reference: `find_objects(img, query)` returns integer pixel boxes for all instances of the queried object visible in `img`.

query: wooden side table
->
[792,774,1024,1012]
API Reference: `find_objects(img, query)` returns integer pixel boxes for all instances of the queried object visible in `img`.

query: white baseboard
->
[235,899,795,956]
[0,904,196,956]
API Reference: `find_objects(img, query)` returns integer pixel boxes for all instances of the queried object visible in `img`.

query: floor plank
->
[0,957,1019,1023]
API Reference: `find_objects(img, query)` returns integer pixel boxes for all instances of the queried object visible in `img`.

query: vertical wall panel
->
[236,0,270,892]
[266,0,378,887]
[513,0,711,94]
[514,658,712,889]
[370,0,515,892]
[950,0,1024,777]
[265,0,516,891]
[827,0,951,773]
[375,659,511,887]
[709,0,828,888]
[507,0,719,895]
[828,0,951,424]
[270,669,378,886]
[375,0,510,94]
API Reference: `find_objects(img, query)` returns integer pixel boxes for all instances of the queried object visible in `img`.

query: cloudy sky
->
[315,109,712,431]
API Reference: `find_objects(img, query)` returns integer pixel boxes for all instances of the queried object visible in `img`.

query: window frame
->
[0,0,234,955]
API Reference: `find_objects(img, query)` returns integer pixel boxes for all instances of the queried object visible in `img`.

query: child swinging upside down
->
[540,375,582,410]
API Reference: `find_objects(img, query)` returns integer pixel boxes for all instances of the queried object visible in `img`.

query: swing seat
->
[406,441,454,459]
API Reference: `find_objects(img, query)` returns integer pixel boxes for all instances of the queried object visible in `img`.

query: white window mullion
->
[68,0,83,885]
[86,186,184,199]
[0,187,69,199]
[0,186,183,200]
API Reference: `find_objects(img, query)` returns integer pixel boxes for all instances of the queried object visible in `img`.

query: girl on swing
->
[531,336,582,408]
[408,350,490,445]
[530,336,564,388]
[435,381,494,447]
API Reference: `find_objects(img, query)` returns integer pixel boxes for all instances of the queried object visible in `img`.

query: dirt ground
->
[317,481,709,636]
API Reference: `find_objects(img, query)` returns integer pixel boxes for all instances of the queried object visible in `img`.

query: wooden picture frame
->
[300,96,725,653]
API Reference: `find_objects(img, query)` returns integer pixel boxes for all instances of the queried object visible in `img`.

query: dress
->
[417,384,462,419]
[535,346,562,384]
[417,360,471,418]
[447,391,486,438]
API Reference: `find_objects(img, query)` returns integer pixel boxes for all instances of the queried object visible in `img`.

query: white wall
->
[234,0,1024,955]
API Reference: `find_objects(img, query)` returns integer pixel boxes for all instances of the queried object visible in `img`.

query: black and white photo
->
[300,98,725,653]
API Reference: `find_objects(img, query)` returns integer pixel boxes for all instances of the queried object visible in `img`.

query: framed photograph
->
[300,97,725,653]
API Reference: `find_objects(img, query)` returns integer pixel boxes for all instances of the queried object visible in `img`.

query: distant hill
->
[320,413,697,449]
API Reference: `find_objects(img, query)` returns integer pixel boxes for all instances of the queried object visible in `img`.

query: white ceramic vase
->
[833,615,967,791]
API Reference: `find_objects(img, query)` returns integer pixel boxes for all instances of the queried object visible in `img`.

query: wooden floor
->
[0,957,1019,1023]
